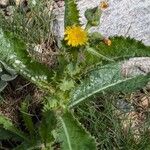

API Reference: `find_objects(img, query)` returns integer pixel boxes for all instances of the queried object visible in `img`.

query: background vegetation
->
[0,0,150,149]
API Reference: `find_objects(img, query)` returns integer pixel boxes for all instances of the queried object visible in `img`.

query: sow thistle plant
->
[0,0,150,149]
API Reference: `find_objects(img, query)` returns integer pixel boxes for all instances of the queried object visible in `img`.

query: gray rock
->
[53,0,150,46]
[53,0,150,84]
[121,57,150,77]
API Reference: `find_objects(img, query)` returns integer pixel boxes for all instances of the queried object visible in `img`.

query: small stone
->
[5,6,14,16]
[146,82,150,90]
[15,0,21,6]
[0,0,9,7]
[141,96,149,108]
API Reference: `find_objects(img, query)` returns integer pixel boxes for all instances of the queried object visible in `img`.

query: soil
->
[0,0,56,124]
[115,89,150,141]
[0,76,44,124]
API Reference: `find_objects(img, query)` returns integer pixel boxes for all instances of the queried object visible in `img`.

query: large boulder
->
[53,0,150,78]
[53,0,150,46]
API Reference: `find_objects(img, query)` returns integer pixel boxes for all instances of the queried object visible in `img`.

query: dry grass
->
[75,89,150,149]
[0,76,44,124]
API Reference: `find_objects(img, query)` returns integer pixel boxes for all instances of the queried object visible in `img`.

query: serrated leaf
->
[0,28,54,93]
[59,79,75,91]
[57,112,96,150]
[39,110,57,147]
[66,63,81,77]
[0,127,22,141]
[86,36,150,66]
[68,62,150,108]
[64,0,80,27]
[0,128,14,140]
[94,36,150,60]
[0,114,29,142]
[20,101,34,136]
[85,6,101,27]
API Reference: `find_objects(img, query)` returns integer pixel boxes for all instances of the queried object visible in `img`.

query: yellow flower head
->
[64,25,88,47]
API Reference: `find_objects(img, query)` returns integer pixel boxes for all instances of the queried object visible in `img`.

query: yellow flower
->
[64,25,88,47]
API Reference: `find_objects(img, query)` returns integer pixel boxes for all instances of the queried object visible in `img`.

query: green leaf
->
[0,64,2,72]
[0,127,14,140]
[0,114,29,142]
[0,127,22,141]
[0,28,54,93]
[66,63,81,77]
[68,62,150,108]
[59,79,75,92]
[83,36,150,73]
[0,80,7,92]
[0,61,16,75]
[86,46,114,62]
[39,110,57,147]
[13,142,32,150]
[89,32,103,41]
[1,74,17,81]
[20,101,34,136]
[57,112,96,150]
[13,141,42,150]
[64,0,80,27]
[85,6,101,28]
[92,36,150,61]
